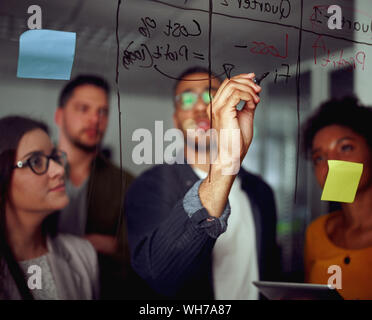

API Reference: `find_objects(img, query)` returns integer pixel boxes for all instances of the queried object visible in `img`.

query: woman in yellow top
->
[303,97,372,300]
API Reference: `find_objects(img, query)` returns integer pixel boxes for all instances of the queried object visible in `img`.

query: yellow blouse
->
[304,212,372,300]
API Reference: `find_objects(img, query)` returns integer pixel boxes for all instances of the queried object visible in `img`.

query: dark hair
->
[58,74,110,108]
[0,116,50,300]
[302,96,372,157]
[173,66,222,98]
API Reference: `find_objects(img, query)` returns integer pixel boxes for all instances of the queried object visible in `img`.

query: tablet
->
[253,281,344,300]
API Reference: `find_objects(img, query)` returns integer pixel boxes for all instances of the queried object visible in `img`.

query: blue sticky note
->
[17,29,76,80]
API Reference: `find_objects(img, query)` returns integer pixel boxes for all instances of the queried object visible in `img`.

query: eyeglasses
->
[175,90,215,111]
[13,149,67,175]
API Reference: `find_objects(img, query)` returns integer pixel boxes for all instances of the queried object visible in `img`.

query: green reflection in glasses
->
[176,90,214,111]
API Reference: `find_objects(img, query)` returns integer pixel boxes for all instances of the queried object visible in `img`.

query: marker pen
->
[236,72,270,110]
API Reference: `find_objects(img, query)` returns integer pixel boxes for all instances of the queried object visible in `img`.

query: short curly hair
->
[302,96,372,157]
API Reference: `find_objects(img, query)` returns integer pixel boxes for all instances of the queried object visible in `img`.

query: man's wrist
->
[199,167,235,218]
[208,162,238,184]
[212,155,241,177]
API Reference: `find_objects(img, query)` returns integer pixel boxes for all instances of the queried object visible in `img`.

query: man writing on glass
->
[125,67,281,299]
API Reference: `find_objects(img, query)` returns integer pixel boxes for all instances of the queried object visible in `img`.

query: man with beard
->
[54,75,147,299]
[125,67,281,299]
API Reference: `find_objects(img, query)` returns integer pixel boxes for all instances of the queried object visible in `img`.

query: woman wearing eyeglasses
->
[0,116,99,300]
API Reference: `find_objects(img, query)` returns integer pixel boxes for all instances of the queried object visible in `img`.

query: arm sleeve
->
[81,238,100,300]
[125,172,230,296]
[91,246,100,300]
[183,179,231,238]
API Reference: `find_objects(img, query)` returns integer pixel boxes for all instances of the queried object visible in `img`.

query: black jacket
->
[125,163,281,299]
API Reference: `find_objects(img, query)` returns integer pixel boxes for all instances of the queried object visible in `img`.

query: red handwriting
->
[312,35,366,71]
[250,33,288,59]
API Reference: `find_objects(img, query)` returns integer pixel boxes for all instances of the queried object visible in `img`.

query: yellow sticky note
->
[321,160,363,203]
